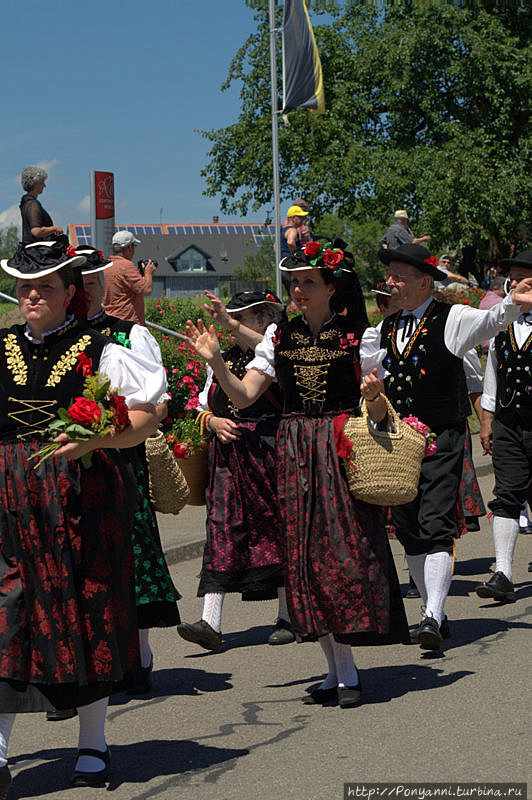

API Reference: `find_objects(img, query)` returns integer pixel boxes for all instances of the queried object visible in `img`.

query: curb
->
[164,538,205,566]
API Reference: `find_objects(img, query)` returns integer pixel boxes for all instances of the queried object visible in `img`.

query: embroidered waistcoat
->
[494,326,532,428]
[89,310,135,348]
[209,345,282,421]
[0,321,108,439]
[273,315,361,415]
[381,301,468,432]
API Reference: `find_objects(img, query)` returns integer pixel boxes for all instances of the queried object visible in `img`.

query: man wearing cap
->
[359,243,532,650]
[477,249,532,602]
[381,210,430,250]
[103,230,157,325]
[280,205,310,259]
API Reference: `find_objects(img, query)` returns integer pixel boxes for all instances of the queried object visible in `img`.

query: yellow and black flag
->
[282,0,325,114]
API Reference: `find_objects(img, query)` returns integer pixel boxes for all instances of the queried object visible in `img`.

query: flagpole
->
[269,0,282,299]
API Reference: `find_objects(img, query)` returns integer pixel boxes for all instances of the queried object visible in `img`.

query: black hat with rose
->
[378,243,447,281]
[279,238,356,277]
[225,290,284,312]
[498,249,532,275]
[1,237,87,278]
[77,246,113,275]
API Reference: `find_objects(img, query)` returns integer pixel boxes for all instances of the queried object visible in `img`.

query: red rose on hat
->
[304,241,322,259]
[424,256,439,268]
[322,249,344,268]
[266,292,276,303]
[66,245,78,258]
[68,398,101,426]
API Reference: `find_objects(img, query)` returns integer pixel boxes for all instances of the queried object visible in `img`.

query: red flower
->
[76,352,93,377]
[304,241,322,259]
[66,245,78,258]
[322,249,344,268]
[68,397,101,426]
[174,442,191,459]
[109,394,130,432]
[424,256,440,268]
[97,250,104,258]
[265,292,276,303]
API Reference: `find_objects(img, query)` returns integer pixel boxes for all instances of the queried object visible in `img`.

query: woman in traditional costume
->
[0,240,164,795]
[186,241,409,708]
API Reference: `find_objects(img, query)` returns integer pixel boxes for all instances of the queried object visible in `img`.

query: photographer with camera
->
[137,258,158,277]
[103,230,157,325]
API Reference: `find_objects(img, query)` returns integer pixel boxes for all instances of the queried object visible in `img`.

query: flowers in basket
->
[166,414,206,460]
[30,353,130,469]
[401,416,437,456]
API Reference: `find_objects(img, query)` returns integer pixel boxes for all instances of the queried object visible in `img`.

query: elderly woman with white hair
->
[19,166,63,245]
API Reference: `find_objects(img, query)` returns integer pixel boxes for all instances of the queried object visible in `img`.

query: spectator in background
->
[381,210,430,250]
[280,205,310,259]
[289,198,312,245]
[103,231,157,325]
[434,254,469,291]
[19,166,63,244]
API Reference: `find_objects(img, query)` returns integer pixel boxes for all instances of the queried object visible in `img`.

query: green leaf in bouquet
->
[64,423,94,440]
[57,407,71,422]
[48,420,68,434]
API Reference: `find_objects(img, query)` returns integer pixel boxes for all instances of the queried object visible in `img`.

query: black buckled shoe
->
[46,708,77,722]
[475,571,515,602]
[124,657,153,696]
[405,576,421,599]
[410,615,450,644]
[519,524,532,535]
[417,616,443,650]
[302,686,338,705]
[337,681,362,708]
[0,765,11,800]
[177,620,222,652]
[71,747,111,787]
[268,619,295,645]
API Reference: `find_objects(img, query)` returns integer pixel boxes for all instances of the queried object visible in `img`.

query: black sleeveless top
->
[209,345,282,421]
[273,315,362,416]
[0,320,108,439]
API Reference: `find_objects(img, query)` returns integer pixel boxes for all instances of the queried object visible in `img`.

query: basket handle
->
[361,394,399,429]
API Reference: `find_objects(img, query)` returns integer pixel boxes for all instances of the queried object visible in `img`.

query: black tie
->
[401,314,416,343]
[523,312,532,325]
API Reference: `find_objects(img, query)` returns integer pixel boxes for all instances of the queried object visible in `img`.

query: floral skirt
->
[124,444,181,628]
[276,415,409,645]
[0,440,140,712]
[198,417,284,601]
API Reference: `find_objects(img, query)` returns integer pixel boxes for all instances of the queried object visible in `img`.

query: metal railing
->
[0,292,188,342]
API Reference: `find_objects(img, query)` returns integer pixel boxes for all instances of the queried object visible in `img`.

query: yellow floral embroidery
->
[45,335,92,387]
[276,346,345,362]
[4,334,28,386]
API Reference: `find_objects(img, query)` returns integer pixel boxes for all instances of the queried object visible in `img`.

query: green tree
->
[234,237,275,281]
[200,3,531,265]
[0,226,18,296]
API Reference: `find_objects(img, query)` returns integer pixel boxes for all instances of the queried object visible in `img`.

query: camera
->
[137,259,158,276]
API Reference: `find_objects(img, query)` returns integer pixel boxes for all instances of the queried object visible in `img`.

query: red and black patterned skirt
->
[0,439,139,712]
[198,416,284,601]
[276,414,409,645]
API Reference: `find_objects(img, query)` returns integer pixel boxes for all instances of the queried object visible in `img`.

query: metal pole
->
[269,0,282,299]
[0,292,17,305]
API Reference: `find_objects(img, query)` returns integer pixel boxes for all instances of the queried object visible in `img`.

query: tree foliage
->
[0,227,18,296]
[200,2,531,264]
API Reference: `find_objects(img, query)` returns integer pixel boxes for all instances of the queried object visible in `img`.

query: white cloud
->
[0,204,21,235]
[77,194,90,214]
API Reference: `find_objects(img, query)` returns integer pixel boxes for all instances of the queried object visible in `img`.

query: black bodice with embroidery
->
[88,309,135,346]
[0,320,108,439]
[494,326,532,427]
[209,344,282,420]
[381,301,468,432]
[273,315,361,415]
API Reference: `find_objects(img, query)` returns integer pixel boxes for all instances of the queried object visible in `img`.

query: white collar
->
[24,314,75,344]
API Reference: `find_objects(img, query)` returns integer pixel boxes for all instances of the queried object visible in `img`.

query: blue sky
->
[0,0,271,235]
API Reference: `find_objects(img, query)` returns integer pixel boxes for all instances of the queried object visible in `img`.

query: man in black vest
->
[477,249,532,602]
[359,244,532,650]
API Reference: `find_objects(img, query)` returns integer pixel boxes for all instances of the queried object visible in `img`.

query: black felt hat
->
[225,290,284,312]
[279,237,355,277]
[1,237,87,279]
[378,243,447,281]
[498,249,532,275]
[77,246,113,274]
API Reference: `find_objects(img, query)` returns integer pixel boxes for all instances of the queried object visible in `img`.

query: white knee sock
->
[0,714,15,768]
[406,554,427,604]
[138,628,152,669]
[317,634,338,690]
[493,516,519,581]
[202,592,225,632]
[330,637,359,688]
[424,551,454,627]
[76,697,108,772]
[277,587,290,623]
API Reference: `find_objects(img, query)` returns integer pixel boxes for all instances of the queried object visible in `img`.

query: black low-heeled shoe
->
[337,682,362,708]
[302,686,338,705]
[0,765,11,800]
[71,747,111,787]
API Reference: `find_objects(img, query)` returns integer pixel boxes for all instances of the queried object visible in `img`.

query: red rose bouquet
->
[30,353,131,469]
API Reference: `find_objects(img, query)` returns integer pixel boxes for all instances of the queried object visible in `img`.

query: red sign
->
[95,171,114,219]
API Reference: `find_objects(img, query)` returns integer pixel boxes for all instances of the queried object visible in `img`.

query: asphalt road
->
[6,440,531,800]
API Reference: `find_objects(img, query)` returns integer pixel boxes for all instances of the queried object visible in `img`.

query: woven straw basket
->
[145,431,190,514]
[342,397,425,506]
[175,443,209,506]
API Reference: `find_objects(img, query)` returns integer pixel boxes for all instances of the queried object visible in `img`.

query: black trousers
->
[391,425,466,556]
[488,417,532,519]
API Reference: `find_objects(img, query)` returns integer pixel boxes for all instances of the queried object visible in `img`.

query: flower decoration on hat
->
[265,292,276,303]
[66,245,78,259]
[424,256,440,268]
[303,240,346,277]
